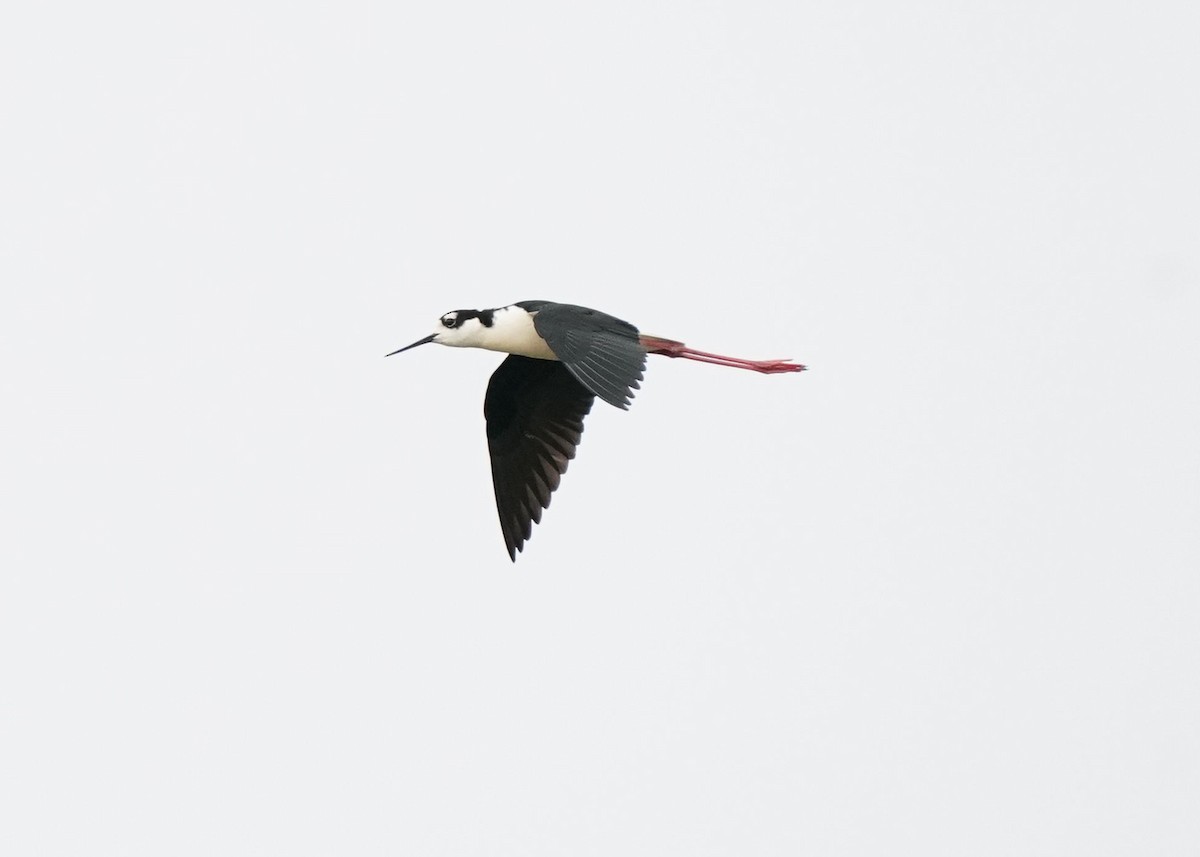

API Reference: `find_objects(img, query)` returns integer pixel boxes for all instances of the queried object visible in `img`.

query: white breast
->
[480,306,557,360]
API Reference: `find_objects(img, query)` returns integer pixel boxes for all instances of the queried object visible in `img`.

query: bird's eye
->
[441,316,456,328]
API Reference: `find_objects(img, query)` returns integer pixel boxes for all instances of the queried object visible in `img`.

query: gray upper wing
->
[519,302,646,410]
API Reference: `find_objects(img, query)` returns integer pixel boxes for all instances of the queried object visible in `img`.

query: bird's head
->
[386,308,497,355]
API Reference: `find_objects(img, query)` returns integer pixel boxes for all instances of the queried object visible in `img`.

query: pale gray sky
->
[2,2,1198,854]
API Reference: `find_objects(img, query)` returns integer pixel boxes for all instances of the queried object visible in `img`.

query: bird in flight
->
[388,300,805,560]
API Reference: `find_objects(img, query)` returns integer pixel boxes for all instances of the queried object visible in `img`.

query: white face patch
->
[433,313,488,348]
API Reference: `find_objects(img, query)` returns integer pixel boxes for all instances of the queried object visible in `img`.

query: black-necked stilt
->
[388,300,805,561]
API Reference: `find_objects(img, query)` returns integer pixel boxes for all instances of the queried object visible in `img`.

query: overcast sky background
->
[2,2,1198,854]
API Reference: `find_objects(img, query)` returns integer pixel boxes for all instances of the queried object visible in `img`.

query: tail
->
[638,334,688,354]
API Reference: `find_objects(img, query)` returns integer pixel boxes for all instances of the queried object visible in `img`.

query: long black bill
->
[385,334,436,357]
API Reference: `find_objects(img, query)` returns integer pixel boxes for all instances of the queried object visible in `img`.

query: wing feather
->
[524,303,647,409]
[484,355,596,561]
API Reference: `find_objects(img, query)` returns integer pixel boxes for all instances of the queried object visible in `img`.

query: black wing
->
[484,355,596,561]
[519,302,646,410]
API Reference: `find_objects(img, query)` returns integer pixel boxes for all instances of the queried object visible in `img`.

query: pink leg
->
[639,335,806,374]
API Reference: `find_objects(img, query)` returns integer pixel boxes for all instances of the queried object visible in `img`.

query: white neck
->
[448,306,557,359]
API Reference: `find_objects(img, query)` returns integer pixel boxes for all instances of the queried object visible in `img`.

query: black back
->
[485,355,596,561]
[516,301,646,410]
